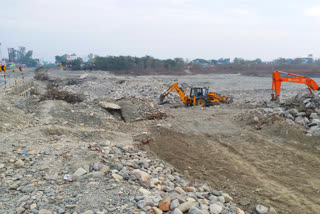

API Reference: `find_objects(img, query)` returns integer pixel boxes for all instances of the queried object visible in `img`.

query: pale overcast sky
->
[1,0,320,62]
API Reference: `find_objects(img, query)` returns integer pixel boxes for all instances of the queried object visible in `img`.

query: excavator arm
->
[272,71,320,100]
[160,83,187,104]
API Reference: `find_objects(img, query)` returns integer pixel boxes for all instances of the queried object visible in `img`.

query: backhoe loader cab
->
[190,87,208,98]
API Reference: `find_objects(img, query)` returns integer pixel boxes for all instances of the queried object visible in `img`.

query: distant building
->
[217,58,230,65]
[210,59,218,64]
[191,59,210,68]
[66,55,78,61]
[300,57,313,64]
[192,59,208,64]
[208,58,230,65]
[263,61,273,64]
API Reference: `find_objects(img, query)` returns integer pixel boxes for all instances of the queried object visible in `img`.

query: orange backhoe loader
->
[160,82,232,107]
[271,71,320,100]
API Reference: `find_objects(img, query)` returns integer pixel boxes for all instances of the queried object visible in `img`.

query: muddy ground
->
[1,69,319,214]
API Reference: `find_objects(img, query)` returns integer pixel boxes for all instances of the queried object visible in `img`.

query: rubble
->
[0,127,247,214]
[237,92,320,136]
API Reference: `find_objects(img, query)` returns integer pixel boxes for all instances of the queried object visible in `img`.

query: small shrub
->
[66,79,82,85]
[34,73,49,81]
[40,85,84,104]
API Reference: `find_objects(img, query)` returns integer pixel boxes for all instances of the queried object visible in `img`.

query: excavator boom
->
[272,71,320,100]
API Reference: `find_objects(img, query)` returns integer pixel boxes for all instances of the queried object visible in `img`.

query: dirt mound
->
[237,111,285,130]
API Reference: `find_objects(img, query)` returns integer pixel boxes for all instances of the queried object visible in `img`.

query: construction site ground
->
[0,69,320,214]
[146,105,320,214]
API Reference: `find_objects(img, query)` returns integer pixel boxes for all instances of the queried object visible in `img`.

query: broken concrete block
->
[99,101,121,110]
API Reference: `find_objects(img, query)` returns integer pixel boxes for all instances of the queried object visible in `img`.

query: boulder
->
[288,108,299,116]
[285,112,295,120]
[306,102,316,109]
[133,169,150,184]
[152,207,163,214]
[72,167,87,180]
[99,101,121,110]
[310,113,320,120]
[138,187,151,196]
[171,208,183,214]
[178,202,195,212]
[295,116,305,125]
[222,193,233,202]
[303,98,312,104]
[189,206,205,214]
[39,209,52,214]
[209,203,223,214]
[15,159,24,167]
[256,205,268,214]
[174,187,186,195]
[21,184,35,193]
[308,119,320,127]
[170,199,180,210]
[158,201,170,212]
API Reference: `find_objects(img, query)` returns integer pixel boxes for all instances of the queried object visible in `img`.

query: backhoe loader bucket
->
[218,96,233,104]
[159,94,166,104]
[224,97,233,104]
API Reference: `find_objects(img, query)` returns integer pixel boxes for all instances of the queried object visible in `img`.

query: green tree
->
[15,47,37,66]
[293,58,303,64]
[273,58,287,64]
[55,54,68,64]
[70,58,83,70]
[233,58,245,65]
[254,58,262,64]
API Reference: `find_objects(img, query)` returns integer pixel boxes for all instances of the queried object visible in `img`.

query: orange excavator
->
[271,71,320,100]
[160,82,232,107]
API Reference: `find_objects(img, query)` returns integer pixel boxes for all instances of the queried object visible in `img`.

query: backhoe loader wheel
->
[196,98,206,107]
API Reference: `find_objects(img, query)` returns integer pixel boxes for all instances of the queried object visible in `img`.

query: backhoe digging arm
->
[160,83,187,104]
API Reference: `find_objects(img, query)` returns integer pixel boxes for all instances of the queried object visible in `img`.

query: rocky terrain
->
[0,69,319,214]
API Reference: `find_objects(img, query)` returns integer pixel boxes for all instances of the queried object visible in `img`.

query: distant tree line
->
[233,58,262,65]
[94,56,185,72]
[272,57,320,65]
[232,57,320,65]
[54,53,320,73]
[55,54,186,72]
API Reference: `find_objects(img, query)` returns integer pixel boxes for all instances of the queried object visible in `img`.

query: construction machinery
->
[271,70,320,100]
[160,82,232,107]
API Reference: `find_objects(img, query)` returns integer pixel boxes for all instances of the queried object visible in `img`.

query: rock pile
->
[276,93,320,136]
[240,93,320,136]
[0,139,247,214]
